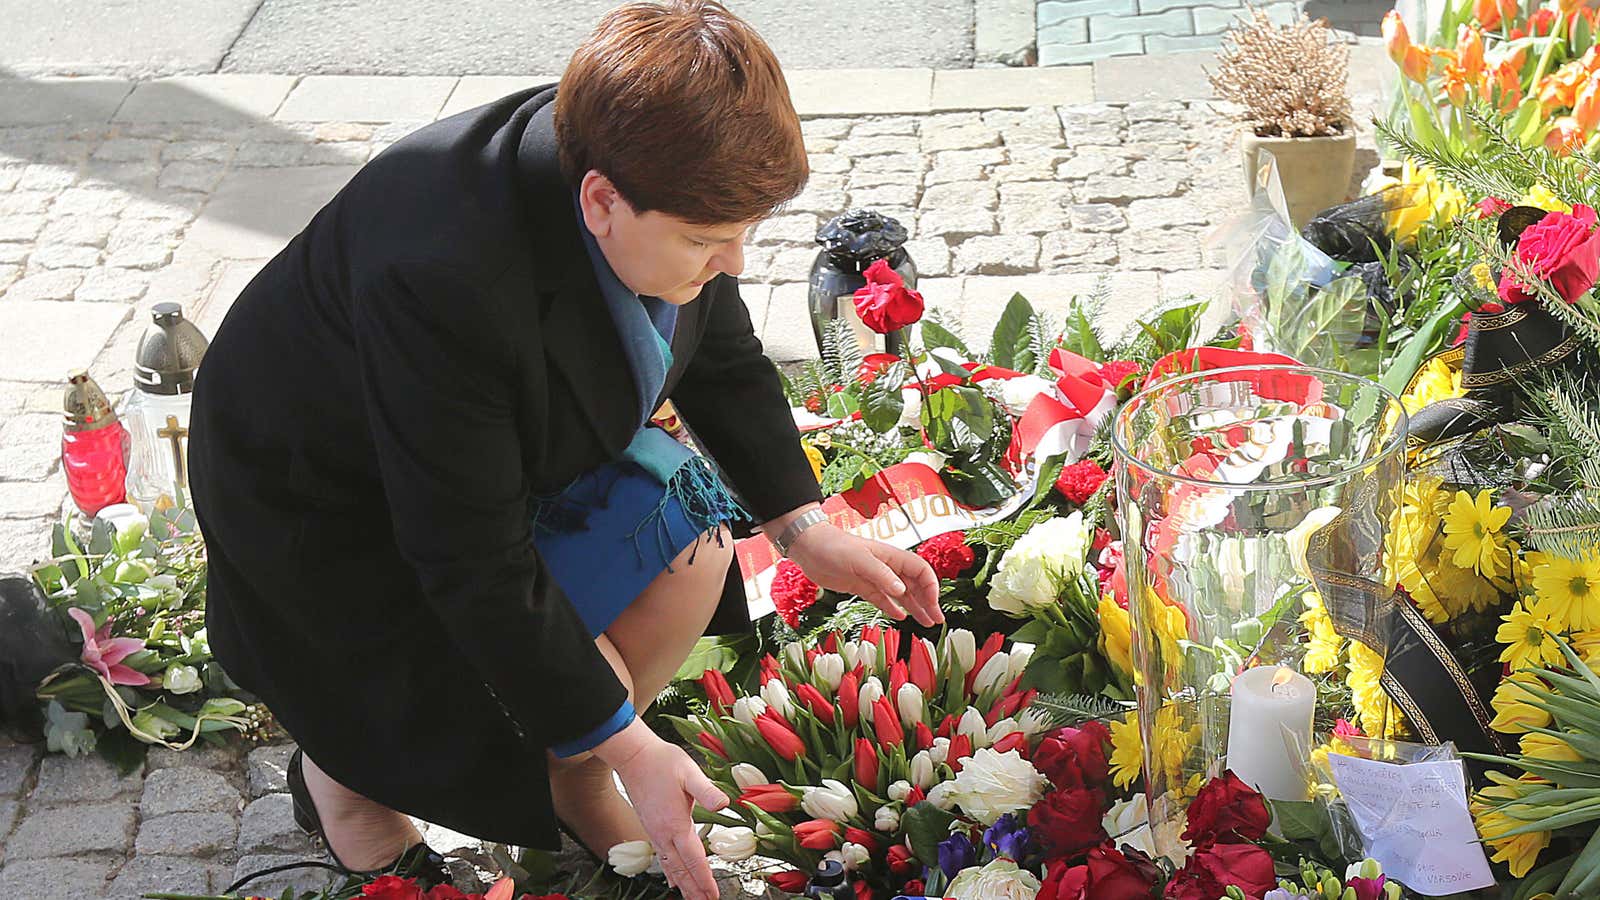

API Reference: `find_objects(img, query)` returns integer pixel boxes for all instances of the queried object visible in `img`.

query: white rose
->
[944,628,976,673]
[887,780,913,802]
[706,825,758,862]
[858,677,885,724]
[814,653,845,692]
[783,641,808,674]
[732,696,767,728]
[987,513,1093,615]
[947,748,1049,825]
[1103,794,1156,858]
[875,806,901,832]
[987,717,1020,744]
[945,858,1043,900]
[972,652,1011,697]
[761,680,795,719]
[998,374,1053,418]
[898,389,924,429]
[162,664,202,695]
[730,763,767,790]
[897,683,925,726]
[904,450,948,471]
[841,841,872,870]
[910,750,937,788]
[958,707,992,749]
[608,839,656,877]
[802,779,859,821]
[930,736,951,766]
[1005,643,1034,685]
[926,781,958,810]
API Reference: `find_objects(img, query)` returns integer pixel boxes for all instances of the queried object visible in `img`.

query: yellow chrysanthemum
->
[1497,601,1567,672]
[1569,628,1600,665]
[1370,162,1468,239]
[1151,598,1189,678]
[1347,641,1400,736]
[1310,735,1359,775]
[1531,552,1600,632]
[1441,490,1513,579]
[1401,357,1466,415]
[1151,703,1201,783]
[1472,772,1553,878]
[802,441,825,483]
[1432,560,1505,614]
[1519,731,1581,763]
[1520,184,1573,214]
[1098,595,1133,678]
[1299,593,1344,673]
[1490,671,1553,734]
[1109,710,1143,789]
[1470,262,1495,292]
[1396,556,1463,624]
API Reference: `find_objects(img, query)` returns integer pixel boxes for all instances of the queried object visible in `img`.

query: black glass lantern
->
[808,209,917,356]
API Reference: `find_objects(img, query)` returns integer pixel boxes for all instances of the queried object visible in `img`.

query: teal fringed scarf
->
[528,197,745,559]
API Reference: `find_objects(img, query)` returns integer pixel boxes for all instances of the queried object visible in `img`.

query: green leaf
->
[1271,800,1331,842]
[921,319,970,357]
[1061,301,1103,361]
[990,294,1035,371]
[941,461,1016,508]
[903,801,959,868]
[1009,620,1049,644]
[861,376,907,434]
[95,727,148,776]
[672,635,755,682]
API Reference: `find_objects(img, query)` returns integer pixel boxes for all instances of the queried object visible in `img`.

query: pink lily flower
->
[68,608,151,686]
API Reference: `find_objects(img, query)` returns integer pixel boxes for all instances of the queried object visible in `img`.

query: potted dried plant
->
[1211,9,1356,228]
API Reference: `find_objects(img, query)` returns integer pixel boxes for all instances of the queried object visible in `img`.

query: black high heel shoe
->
[286,749,451,888]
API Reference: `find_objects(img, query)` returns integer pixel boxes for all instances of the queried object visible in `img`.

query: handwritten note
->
[1326,753,1495,896]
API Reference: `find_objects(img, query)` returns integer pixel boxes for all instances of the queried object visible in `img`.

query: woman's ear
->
[578,170,622,238]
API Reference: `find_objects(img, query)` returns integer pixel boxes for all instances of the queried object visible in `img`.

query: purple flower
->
[996,827,1033,862]
[938,834,975,879]
[1264,891,1313,900]
[983,814,1020,853]
[1348,876,1388,900]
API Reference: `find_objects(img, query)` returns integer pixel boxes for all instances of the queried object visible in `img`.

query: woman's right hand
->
[594,718,730,900]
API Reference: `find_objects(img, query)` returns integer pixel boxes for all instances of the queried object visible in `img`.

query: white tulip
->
[858,677,885,724]
[608,840,656,877]
[841,841,872,870]
[886,780,913,802]
[1005,643,1034,685]
[706,825,758,862]
[910,750,937,789]
[841,641,862,670]
[875,806,901,832]
[973,652,1011,697]
[732,696,767,728]
[824,850,847,869]
[897,683,925,726]
[958,707,992,749]
[783,641,808,674]
[926,781,957,810]
[730,763,767,790]
[756,820,775,837]
[930,736,952,766]
[988,717,1021,744]
[814,652,845,692]
[801,779,859,821]
[944,629,976,673]
[761,680,796,719]
[1018,708,1052,738]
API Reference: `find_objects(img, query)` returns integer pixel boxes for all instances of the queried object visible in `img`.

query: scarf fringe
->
[630,455,748,571]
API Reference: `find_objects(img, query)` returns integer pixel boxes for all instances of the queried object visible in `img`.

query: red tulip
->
[861,625,883,647]
[888,660,909,699]
[887,844,916,876]
[948,733,973,772]
[872,696,904,750]
[936,713,957,739]
[909,639,936,695]
[756,711,807,761]
[845,827,881,854]
[738,783,799,813]
[905,785,926,806]
[884,628,902,665]
[901,880,925,896]
[854,878,876,900]
[966,633,1005,694]
[697,732,729,759]
[768,871,809,893]
[838,670,862,729]
[700,668,735,715]
[915,722,935,751]
[992,731,1028,756]
[987,692,1024,726]
[796,683,837,726]
[795,819,843,850]
[760,654,782,684]
[823,631,840,653]
[854,738,880,792]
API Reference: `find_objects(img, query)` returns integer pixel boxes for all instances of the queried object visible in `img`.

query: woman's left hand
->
[785,524,944,627]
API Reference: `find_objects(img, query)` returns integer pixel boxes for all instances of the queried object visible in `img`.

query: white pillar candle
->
[1225,665,1315,801]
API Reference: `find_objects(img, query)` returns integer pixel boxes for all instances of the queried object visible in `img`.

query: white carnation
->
[947,748,1048,825]
[987,512,1093,615]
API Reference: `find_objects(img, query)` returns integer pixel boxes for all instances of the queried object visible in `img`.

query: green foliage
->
[990,294,1036,371]
[1026,692,1129,729]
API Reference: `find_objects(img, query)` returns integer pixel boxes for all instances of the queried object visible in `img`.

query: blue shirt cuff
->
[550,700,636,758]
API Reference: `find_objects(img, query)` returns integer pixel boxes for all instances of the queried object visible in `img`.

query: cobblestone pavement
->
[0,66,1379,895]
[1036,0,1389,65]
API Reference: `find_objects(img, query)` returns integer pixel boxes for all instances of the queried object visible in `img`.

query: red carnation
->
[1181,769,1271,845]
[857,353,901,384]
[1028,786,1108,859]
[1475,197,1512,219]
[852,258,924,334]
[1033,721,1111,791]
[915,531,977,579]
[1099,360,1143,394]
[1163,842,1275,900]
[1498,204,1600,306]
[1055,459,1109,505]
[771,560,821,628]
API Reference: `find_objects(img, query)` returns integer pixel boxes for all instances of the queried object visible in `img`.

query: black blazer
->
[188,85,820,843]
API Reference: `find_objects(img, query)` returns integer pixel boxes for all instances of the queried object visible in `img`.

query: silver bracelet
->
[773,508,829,557]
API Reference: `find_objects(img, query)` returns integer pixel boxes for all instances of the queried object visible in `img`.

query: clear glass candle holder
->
[1111,365,1407,862]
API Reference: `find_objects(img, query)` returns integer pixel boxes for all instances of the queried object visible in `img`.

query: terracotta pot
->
[1239,129,1357,229]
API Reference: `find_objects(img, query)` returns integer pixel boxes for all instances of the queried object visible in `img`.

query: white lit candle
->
[1225,665,1315,801]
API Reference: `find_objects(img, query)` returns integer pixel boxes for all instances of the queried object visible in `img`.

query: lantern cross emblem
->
[157,415,189,489]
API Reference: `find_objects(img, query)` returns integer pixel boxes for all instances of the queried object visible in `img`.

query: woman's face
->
[578,171,756,305]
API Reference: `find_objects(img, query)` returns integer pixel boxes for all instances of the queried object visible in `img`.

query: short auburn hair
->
[554,0,808,225]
